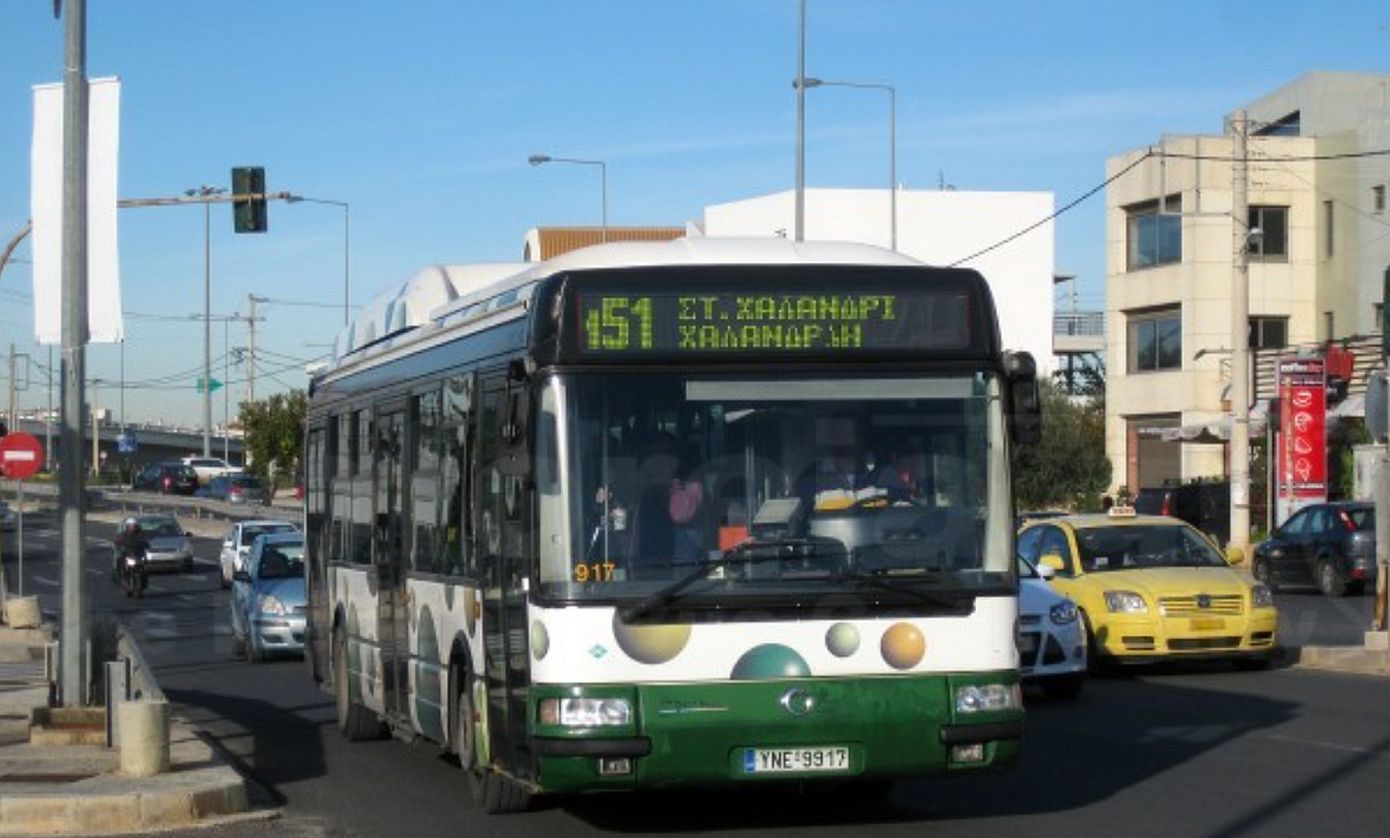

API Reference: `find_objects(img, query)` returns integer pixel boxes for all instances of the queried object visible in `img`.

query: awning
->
[1136,409,1269,444]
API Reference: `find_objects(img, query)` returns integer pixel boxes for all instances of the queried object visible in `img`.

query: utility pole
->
[794,0,806,242]
[247,293,266,403]
[1230,110,1252,555]
[59,0,90,707]
[7,344,15,434]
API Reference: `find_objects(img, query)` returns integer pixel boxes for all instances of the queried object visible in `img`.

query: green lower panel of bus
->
[531,671,1022,793]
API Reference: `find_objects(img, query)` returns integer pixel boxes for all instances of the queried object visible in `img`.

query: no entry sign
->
[0,432,45,480]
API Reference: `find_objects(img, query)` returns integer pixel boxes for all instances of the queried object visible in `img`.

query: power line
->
[1154,147,1390,162]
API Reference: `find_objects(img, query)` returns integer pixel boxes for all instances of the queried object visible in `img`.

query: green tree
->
[239,389,307,487]
[1013,380,1111,510]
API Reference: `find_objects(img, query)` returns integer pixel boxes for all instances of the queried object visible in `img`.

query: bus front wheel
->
[454,670,530,814]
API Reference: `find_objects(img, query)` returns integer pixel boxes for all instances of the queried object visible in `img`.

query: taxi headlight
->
[537,697,632,727]
[1049,600,1079,625]
[1251,583,1274,608]
[1103,590,1148,614]
[954,683,1022,714]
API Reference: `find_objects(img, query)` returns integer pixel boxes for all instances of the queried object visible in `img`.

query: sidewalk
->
[0,626,256,835]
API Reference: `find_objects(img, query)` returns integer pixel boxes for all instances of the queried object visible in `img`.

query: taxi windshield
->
[1074,524,1226,572]
[536,372,1014,603]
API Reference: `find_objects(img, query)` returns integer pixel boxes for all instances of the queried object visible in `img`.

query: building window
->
[1126,195,1182,271]
[1374,185,1386,214]
[1128,307,1182,373]
[1324,200,1335,258]
[1248,316,1287,349]
[1247,206,1288,261]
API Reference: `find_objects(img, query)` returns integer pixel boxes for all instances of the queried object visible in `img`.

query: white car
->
[218,519,299,588]
[1018,556,1087,699]
[181,456,243,485]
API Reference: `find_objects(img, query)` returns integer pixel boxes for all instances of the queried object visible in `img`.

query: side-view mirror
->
[498,378,532,478]
[1004,351,1041,446]
[232,569,251,583]
[1035,562,1057,580]
[1225,547,1246,566]
[1039,553,1066,574]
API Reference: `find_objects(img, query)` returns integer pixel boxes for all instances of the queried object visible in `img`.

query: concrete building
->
[703,188,1057,367]
[1105,71,1390,493]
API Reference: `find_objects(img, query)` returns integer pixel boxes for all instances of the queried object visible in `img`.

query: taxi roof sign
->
[1107,505,1137,517]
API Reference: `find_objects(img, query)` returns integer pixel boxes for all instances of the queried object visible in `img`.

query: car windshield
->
[1074,524,1226,572]
[139,517,183,537]
[536,372,1015,603]
[243,524,294,546]
[257,544,304,579]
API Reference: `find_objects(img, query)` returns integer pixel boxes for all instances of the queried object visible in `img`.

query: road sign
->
[196,377,223,393]
[116,430,138,454]
[0,432,45,480]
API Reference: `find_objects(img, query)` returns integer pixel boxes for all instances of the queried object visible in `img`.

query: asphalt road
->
[4,511,1390,838]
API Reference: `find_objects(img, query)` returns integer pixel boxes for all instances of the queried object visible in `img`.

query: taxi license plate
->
[1190,617,1226,631]
[743,746,850,774]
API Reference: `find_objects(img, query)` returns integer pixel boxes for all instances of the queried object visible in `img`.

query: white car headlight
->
[1251,583,1274,608]
[537,697,632,727]
[1049,600,1079,625]
[1103,590,1148,613]
[954,683,1021,714]
[256,594,287,617]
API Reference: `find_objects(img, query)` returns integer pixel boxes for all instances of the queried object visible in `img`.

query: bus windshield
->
[537,372,1014,603]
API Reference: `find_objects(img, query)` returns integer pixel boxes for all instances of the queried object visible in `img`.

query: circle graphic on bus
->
[530,620,550,661]
[880,623,926,670]
[825,623,860,657]
[611,615,691,665]
[731,644,812,680]
[463,589,479,637]
[415,607,444,742]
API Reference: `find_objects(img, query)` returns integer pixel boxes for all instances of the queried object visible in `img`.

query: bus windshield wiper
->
[834,567,976,612]
[619,538,841,622]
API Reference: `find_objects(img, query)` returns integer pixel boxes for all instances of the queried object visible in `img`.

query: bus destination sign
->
[576,289,971,355]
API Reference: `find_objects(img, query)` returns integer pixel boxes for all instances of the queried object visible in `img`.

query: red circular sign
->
[0,432,45,480]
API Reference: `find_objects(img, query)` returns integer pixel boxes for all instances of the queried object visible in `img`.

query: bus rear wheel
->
[454,671,530,814]
[334,630,383,740]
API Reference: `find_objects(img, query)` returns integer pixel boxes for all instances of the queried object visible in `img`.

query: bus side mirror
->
[499,379,531,478]
[1004,351,1041,445]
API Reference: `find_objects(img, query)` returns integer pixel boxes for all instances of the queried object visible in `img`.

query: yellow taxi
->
[1016,508,1278,668]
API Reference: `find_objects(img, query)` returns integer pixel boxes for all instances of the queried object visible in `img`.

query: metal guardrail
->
[1053,311,1105,336]
[0,479,299,525]
[115,627,164,703]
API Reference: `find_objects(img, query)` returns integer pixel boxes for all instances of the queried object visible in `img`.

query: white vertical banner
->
[30,76,123,345]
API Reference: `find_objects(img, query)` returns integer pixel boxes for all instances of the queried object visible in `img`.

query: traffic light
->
[231,166,267,233]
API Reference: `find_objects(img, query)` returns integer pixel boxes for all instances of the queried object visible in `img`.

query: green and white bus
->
[304,238,1040,812]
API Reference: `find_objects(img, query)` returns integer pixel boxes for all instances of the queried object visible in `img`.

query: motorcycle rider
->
[113,518,150,585]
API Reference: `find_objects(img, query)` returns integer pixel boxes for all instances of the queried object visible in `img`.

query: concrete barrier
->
[117,699,171,777]
[3,595,41,629]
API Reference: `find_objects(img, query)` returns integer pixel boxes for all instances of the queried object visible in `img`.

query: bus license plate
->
[743,746,850,774]
[1190,617,1226,631]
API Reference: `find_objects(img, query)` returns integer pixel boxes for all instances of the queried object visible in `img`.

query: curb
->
[1285,643,1390,677]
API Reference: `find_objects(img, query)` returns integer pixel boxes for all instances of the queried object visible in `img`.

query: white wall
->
[703,189,1057,368]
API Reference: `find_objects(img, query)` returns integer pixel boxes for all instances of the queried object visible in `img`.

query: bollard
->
[3,595,42,629]
[117,700,170,777]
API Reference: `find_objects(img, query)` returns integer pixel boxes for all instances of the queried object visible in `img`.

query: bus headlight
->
[1049,600,1079,625]
[1251,583,1274,608]
[1103,591,1148,613]
[954,683,1021,714]
[538,697,632,727]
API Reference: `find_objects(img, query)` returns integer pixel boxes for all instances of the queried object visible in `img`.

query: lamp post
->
[528,154,608,242]
[284,195,351,325]
[184,184,224,457]
[795,76,898,250]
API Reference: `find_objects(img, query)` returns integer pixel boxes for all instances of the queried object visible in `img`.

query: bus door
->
[478,376,533,770]
[374,408,411,720]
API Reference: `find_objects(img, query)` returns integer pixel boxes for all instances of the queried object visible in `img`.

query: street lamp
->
[793,76,898,251]
[528,154,608,242]
[184,184,225,457]
[284,194,351,326]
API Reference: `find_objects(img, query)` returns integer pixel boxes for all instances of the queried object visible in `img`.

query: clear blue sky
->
[2,1,1387,427]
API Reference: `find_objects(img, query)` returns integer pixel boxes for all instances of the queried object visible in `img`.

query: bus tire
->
[453,669,530,814]
[334,629,383,740]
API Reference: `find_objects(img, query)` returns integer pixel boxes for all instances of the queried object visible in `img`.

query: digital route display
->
[574,289,974,355]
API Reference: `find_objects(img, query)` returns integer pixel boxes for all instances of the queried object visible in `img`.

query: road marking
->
[30,574,59,588]
[1266,733,1390,758]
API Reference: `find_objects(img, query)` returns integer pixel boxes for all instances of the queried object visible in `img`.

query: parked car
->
[199,474,272,506]
[1133,481,1230,545]
[229,532,307,661]
[1017,510,1277,668]
[0,501,16,532]
[1017,556,1087,699]
[219,519,299,588]
[112,514,194,573]
[181,456,242,485]
[132,462,200,495]
[1252,501,1376,597]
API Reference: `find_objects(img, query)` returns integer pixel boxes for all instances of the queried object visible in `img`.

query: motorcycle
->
[118,551,149,598]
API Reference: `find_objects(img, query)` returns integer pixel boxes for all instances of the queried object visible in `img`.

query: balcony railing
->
[1054,311,1104,336]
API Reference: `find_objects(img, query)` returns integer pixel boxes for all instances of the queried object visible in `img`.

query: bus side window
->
[411,390,442,574]
[440,373,474,578]
[351,410,374,566]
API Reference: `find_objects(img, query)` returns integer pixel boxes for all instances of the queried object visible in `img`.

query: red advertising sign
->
[1277,356,1327,521]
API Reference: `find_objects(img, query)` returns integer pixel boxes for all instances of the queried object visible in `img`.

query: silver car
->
[218,519,299,588]
[116,514,194,573]
[230,532,306,661]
